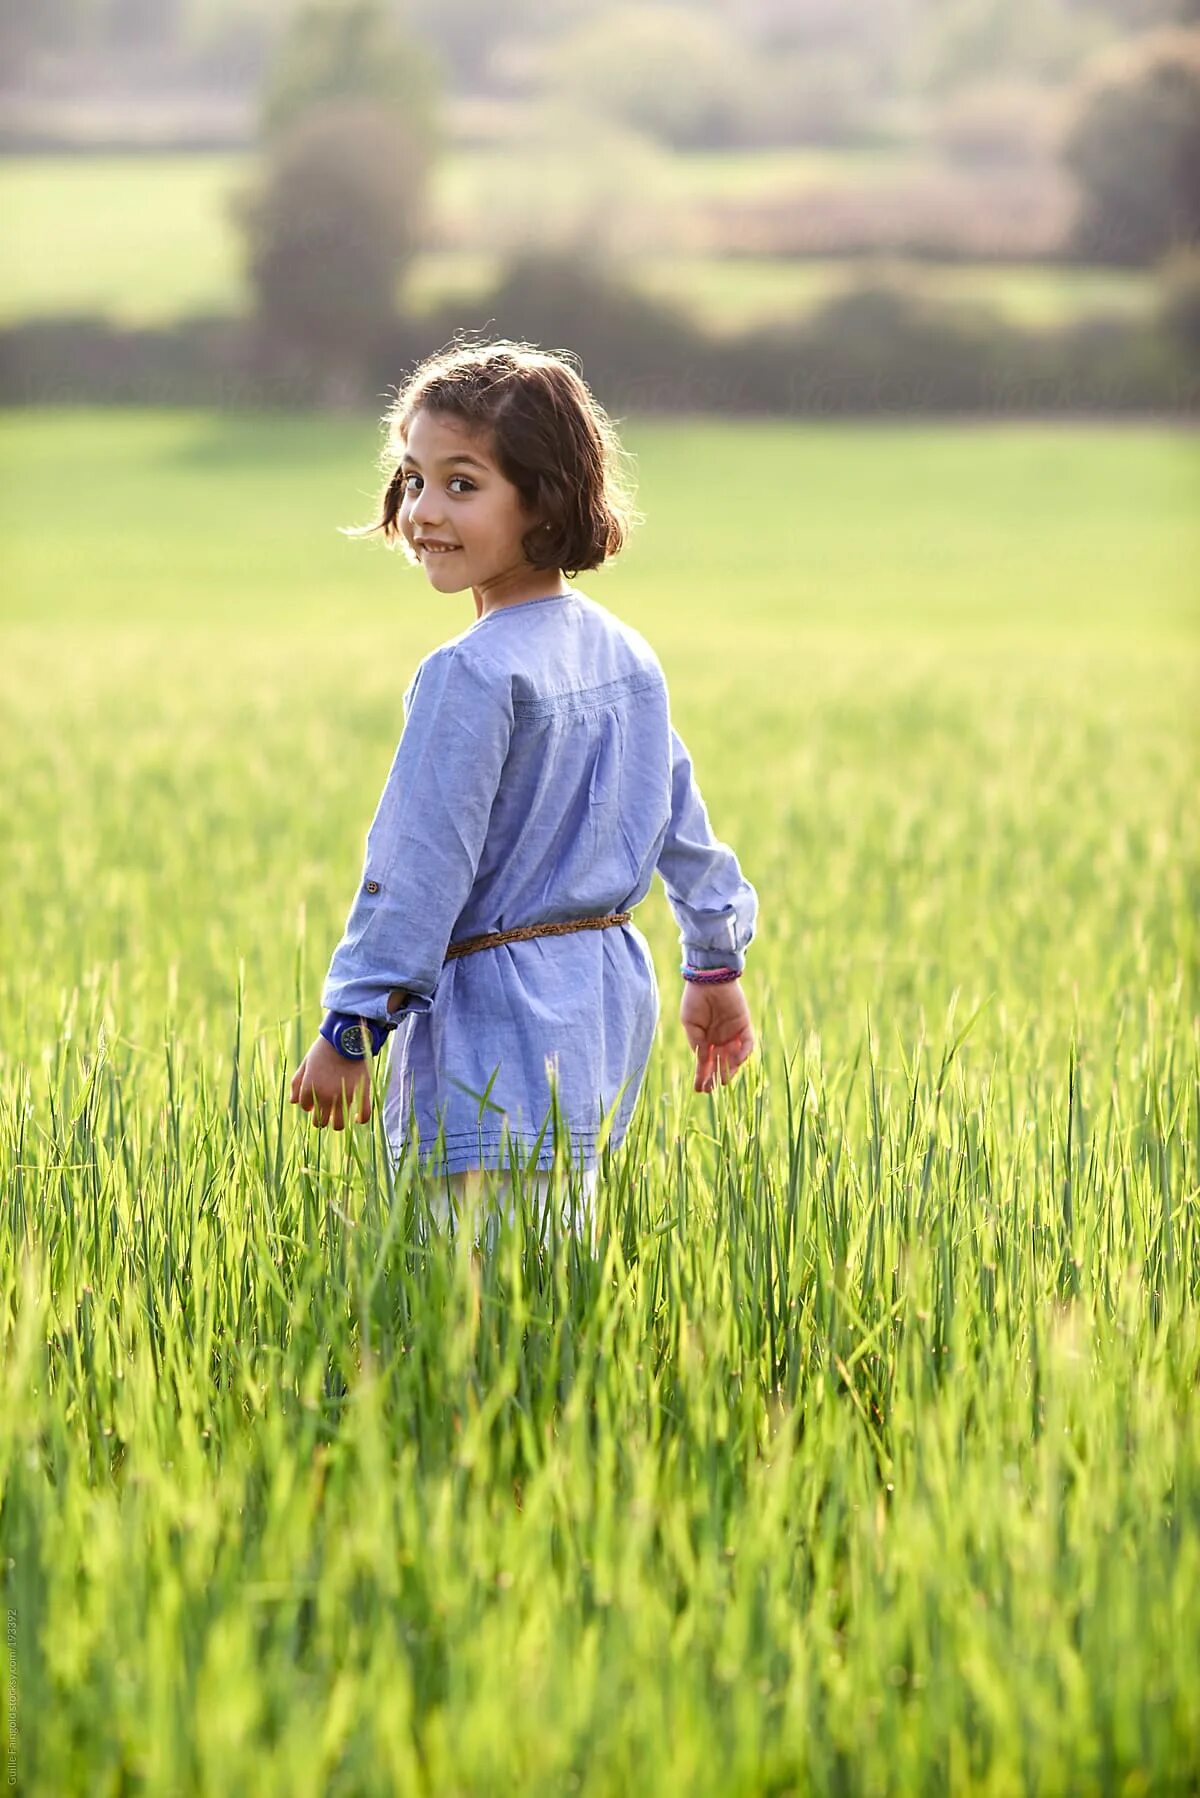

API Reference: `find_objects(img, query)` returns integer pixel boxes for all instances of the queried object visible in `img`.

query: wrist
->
[319,1010,394,1059]
[680,965,742,985]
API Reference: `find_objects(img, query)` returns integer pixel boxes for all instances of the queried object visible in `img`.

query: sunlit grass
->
[1,410,1197,1792]
[0,153,249,323]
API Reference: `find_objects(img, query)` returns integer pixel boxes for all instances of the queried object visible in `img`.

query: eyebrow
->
[400,451,490,471]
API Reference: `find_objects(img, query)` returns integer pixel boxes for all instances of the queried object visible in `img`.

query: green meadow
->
[0,152,1154,333]
[1,409,1198,1792]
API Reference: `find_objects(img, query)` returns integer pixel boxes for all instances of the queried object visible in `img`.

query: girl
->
[289,339,757,1232]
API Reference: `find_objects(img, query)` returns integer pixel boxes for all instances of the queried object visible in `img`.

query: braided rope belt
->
[443,911,633,962]
[386,912,633,1011]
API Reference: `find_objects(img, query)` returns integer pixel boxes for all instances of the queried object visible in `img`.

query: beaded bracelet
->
[680,965,742,985]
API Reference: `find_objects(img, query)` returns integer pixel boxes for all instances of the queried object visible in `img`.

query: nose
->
[408,482,443,530]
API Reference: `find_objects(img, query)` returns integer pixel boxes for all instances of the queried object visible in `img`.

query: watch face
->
[337,1024,366,1058]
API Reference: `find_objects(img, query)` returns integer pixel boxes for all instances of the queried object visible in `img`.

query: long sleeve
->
[655,724,758,972]
[321,645,513,1022]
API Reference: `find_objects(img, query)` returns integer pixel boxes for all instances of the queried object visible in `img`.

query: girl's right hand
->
[680,979,755,1093]
[289,1035,373,1129]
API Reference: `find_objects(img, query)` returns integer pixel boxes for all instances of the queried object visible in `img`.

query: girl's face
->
[397,408,557,611]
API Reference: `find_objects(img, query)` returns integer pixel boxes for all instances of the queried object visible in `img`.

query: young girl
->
[289,339,757,1230]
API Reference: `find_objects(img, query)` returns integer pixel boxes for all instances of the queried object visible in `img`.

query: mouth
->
[416,540,461,555]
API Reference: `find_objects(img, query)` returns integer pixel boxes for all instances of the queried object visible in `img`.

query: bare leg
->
[443,1165,599,1246]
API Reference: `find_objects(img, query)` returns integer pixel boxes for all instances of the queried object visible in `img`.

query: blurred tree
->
[931,78,1068,166]
[416,0,594,88]
[229,99,425,406]
[0,0,84,73]
[460,99,673,257]
[102,0,185,49]
[1084,0,1199,24]
[541,5,756,148]
[911,0,1111,92]
[480,247,699,398]
[741,43,890,145]
[1061,28,1200,262]
[1156,246,1200,358]
[258,0,440,150]
[180,0,296,85]
[733,0,913,105]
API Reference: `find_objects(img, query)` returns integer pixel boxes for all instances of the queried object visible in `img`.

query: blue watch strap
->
[319,1011,394,1059]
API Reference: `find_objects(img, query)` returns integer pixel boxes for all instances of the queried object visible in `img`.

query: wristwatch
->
[319,1011,394,1060]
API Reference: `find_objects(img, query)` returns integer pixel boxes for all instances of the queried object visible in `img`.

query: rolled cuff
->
[682,944,746,974]
[319,976,435,1025]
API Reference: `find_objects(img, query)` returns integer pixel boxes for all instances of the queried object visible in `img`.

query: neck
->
[473,567,566,621]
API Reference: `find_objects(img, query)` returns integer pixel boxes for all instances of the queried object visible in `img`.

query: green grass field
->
[0,152,1154,334]
[1,410,1198,1792]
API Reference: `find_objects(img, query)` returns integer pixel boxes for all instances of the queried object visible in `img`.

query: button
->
[364,879,381,895]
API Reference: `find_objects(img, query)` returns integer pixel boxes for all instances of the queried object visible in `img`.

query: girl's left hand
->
[289,1036,372,1129]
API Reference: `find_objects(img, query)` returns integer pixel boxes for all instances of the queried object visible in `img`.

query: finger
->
[299,1082,316,1114]
[696,1043,717,1091]
[357,1085,372,1125]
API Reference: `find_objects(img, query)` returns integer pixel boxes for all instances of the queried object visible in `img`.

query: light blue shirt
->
[321,587,758,1176]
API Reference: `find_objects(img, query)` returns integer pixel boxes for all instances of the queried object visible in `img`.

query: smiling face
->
[396,408,563,615]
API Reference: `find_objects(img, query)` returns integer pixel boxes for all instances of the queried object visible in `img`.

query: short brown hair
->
[345,337,638,576]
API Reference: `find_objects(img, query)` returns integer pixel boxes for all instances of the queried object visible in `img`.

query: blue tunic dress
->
[321,587,758,1176]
